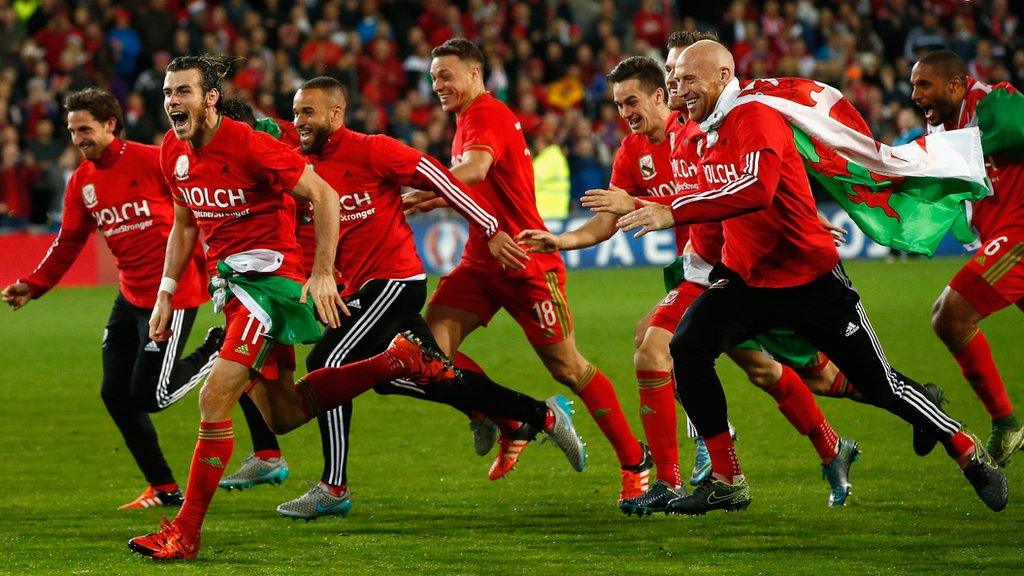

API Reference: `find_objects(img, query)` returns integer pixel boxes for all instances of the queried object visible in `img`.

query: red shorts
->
[647,281,705,332]
[429,262,572,346]
[950,228,1024,316]
[218,299,296,381]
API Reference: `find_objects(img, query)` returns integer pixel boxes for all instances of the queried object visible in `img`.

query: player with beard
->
[219,80,587,520]
[404,38,647,507]
[128,55,465,560]
[613,40,1006,515]
[911,50,1024,466]
[522,52,859,514]
[2,88,220,511]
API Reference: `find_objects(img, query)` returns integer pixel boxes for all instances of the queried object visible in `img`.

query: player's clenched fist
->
[1,282,33,310]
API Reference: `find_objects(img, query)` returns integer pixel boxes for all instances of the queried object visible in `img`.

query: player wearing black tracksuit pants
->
[102,295,222,488]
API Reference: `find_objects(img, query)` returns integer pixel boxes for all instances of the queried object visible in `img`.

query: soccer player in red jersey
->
[218,80,586,519]
[524,53,859,513]
[404,38,648,505]
[212,99,303,491]
[911,51,1024,466]
[128,55,460,560]
[1,88,220,511]
[616,40,1007,515]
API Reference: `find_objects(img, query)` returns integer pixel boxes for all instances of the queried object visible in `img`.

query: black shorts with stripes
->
[306,278,432,372]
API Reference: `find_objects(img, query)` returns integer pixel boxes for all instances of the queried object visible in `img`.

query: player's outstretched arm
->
[290,165,345,328]
[11,182,96,307]
[580,185,636,215]
[1,282,33,310]
[616,202,675,238]
[402,148,493,214]
[517,212,618,253]
[150,203,199,341]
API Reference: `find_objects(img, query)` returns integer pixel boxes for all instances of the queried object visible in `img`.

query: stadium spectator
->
[533,126,571,218]
[1,0,1022,226]
[904,12,950,61]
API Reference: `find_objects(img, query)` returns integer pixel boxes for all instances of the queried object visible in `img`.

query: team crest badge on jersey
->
[174,154,190,180]
[660,290,679,306]
[81,183,97,208]
[639,154,656,180]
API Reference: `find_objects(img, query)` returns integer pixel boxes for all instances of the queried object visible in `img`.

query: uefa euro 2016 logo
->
[423,221,468,274]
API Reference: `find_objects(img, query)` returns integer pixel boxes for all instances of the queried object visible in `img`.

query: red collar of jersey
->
[316,125,350,159]
[457,91,491,117]
[187,114,225,155]
[92,138,126,169]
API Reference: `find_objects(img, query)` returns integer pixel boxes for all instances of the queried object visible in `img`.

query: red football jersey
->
[162,117,307,282]
[668,102,838,288]
[23,139,207,309]
[611,112,688,254]
[306,126,501,298]
[452,92,563,276]
[933,77,1024,237]
[668,114,724,265]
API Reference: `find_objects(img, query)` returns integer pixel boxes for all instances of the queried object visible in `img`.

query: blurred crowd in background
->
[0,0,1020,230]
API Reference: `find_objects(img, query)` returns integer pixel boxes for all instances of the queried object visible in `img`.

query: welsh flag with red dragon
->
[731,78,992,256]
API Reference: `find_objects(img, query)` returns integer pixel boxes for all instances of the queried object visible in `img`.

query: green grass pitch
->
[0,258,1021,575]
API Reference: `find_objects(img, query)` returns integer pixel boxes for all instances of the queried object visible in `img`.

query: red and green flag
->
[975,87,1024,159]
[734,78,990,256]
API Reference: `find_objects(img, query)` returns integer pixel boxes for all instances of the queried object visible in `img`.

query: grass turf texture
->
[0,258,1021,575]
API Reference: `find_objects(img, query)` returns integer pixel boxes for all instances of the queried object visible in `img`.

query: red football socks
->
[765,365,823,435]
[798,352,862,401]
[175,421,234,535]
[809,420,840,465]
[637,370,681,486]
[825,372,862,401]
[322,482,347,497]
[254,449,282,461]
[705,431,742,483]
[493,416,528,435]
[152,482,178,494]
[954,331,1014,420]
[943,430,976,469]
[765,365,838,463]
[576,365,643,466]
[453,351,484,373]
[296,352,407,418]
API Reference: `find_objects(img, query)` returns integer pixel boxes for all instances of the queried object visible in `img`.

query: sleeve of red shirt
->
[370,136,500,238]
[460,105,505,162]
[247,130,308,194]
[668,104,783,224]
[21,174,94,297]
